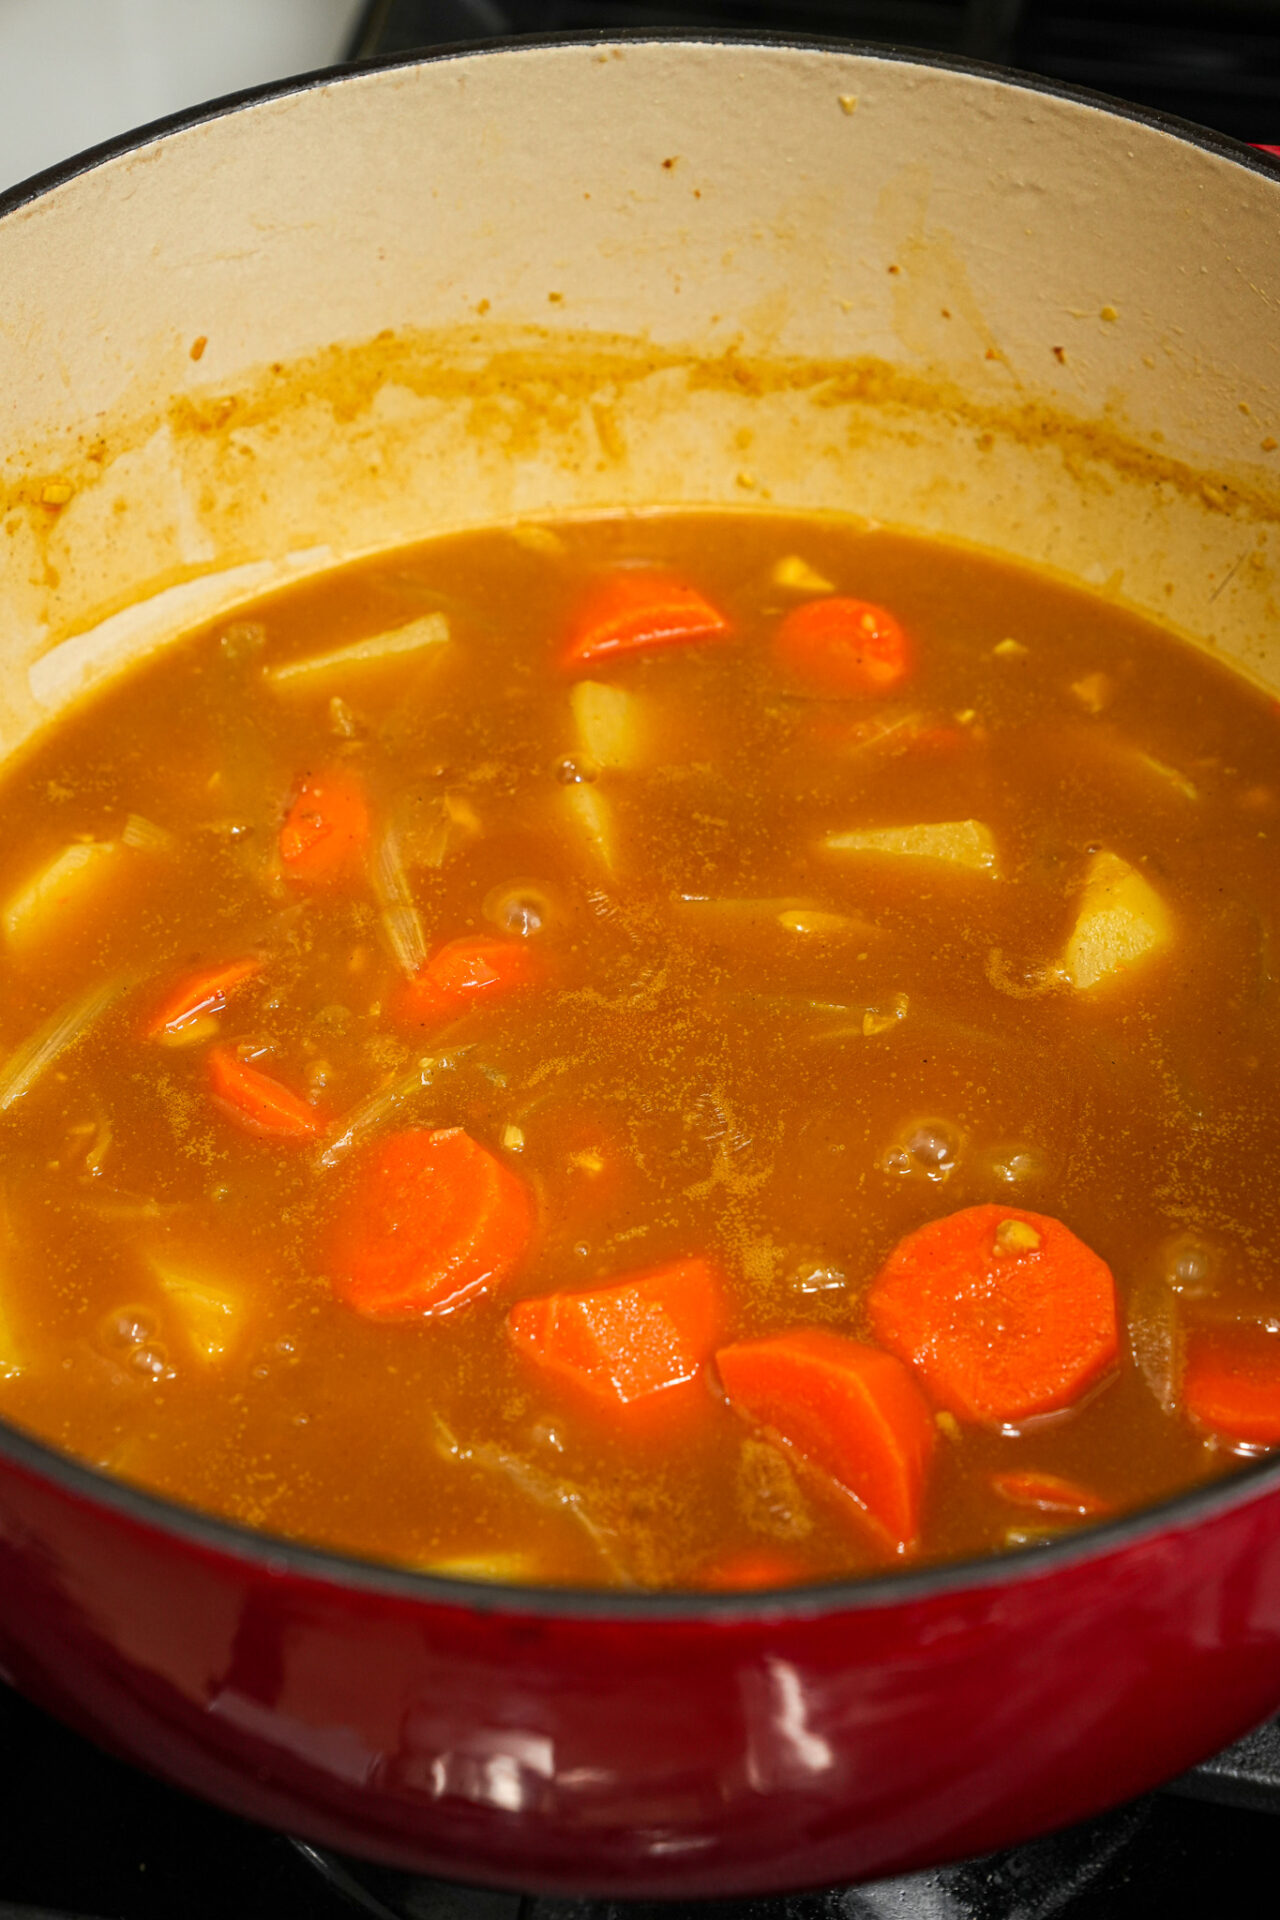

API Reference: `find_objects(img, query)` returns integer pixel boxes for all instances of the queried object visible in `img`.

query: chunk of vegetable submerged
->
[677,895,875,942]
[561,781,616,872]
[149,1256,243,1363]
[776,907,860,937]
[775,596,911,696]
[121,814,175,854]
[1061,849,1172,990]
[144,957,261,1043]
[716,1328,936,1553]
[570,680,649,770]
[393,936,538,1032]
[4,841,120,949]
[991,1470,1111,1518]
[508,1257,722,1422]
[0,1296,20,1379]
[371,823,428,976]
[696,1545,813,1590]
[822,820,999,874]
[279,766,370,884]
[868,1205,1119,1426]
[330,1127,532,1319]
[0,1221,22,1377]
[207,1046,326,1140]
[771,555,835,595]
[562,572,729,670]
[315,1046,472,1170]
[1183,1328,1280,1446]
[266,612,449,690]
[417,1551,546,1584]
[0,977,127,1114]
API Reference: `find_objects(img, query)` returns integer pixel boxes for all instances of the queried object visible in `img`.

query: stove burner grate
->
[296,1801,1150,1920]
[1,1680,1279,1918]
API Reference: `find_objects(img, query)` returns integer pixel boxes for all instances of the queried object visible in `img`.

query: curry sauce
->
[0,510,1277,1588]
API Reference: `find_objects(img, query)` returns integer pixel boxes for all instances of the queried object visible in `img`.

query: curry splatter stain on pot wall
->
[1,323,1278,756]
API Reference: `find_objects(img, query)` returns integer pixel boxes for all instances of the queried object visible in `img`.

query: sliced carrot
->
[392,936,538,1032]
[715,1328,936,1552]
[1184,1328,1280,1446]
[562,572,730,670]
[144,956,261,1041]
[207,1045,326,1140]
[991,1469,1111,1519]
[867,1204,1119,1427]
[507,1257,722,1421]
[696,1546,813,1591]
[775,596,911,696]
[278,765,370,883]
[331,1127,532,1320]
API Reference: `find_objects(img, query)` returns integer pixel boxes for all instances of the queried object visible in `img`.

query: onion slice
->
[371,822,428,976]
[0,976,128,1115]
[316,1045,472,1170]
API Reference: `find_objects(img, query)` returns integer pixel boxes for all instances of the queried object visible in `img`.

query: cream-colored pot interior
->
[0,40,1278,757]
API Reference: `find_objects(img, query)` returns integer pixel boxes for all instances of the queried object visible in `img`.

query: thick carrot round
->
[562,572,730,670]
[715,1328,936,1552]
[508,1257,722,1420]
[775,596,911,696]
[991,1469,1111,1519]
[331,1127,532,1320]
[868,1204,1119,1427]
[393,935,538,1032]
[144,956,261,1041]
[279,765,370,883]
[207,1045,326,1140]
[1184,1329,1280,1446]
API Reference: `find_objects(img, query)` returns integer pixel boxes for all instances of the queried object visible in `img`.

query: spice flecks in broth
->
[0,510,1278,1588]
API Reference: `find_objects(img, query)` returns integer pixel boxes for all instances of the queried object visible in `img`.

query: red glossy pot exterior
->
[2,1430,1280,1896]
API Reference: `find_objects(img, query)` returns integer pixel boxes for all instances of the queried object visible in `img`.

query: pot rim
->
[1,26,1277,220]
[2,29,1279,1623]
[4,1372,1280,1620]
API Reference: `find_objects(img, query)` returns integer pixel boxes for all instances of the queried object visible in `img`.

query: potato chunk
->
[4,841,120,948]
[266,612,449,690]
[561,782,616,872]
[1061,850,1172,990]
[771,555,835,594]
[822,820,999,875]
[150,1258,243,1363]
[570,681,648,770]
[776,908,859,936]
[418,1551,544,1582]
[0,1291,21,1379]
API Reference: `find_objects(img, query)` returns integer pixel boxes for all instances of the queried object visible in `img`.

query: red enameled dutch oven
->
[1,34,1279,1898]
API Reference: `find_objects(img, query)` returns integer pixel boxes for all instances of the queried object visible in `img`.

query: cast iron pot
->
[0,35,1279,1898]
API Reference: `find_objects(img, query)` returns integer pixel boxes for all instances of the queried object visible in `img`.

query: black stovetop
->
[2,1676,1278,1920]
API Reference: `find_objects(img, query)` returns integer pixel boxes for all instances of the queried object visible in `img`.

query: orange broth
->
[0,509,1277,1589]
